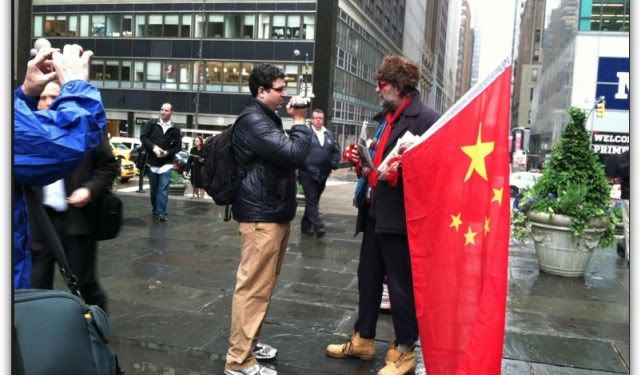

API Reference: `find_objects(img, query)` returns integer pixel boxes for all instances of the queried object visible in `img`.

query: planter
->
[168,183,187,197]
[528,212,607,277]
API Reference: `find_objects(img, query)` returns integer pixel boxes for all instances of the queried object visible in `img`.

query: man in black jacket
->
[30,81,118,311]
[298,108,340,238]
[140,103,182,221]
[326,55,440,375]
[224,64,312,375]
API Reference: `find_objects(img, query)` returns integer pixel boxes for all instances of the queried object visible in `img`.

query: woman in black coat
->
[188,136,207,198]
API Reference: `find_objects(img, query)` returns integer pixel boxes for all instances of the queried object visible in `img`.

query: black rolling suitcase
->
[13,187,123,375]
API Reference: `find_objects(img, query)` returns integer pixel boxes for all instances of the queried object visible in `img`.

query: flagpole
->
[408,59,512,151]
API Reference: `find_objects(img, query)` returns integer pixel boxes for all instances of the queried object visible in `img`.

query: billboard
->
[596,57,629,110]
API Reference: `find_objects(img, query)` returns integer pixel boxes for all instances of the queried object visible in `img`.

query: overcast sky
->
[467,0,518,78]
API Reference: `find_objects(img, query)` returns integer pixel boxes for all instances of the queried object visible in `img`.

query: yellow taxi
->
[109,138,139,182]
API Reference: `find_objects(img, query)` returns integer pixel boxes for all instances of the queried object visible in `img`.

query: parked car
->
[110,136,141,153]
[117,158,138,183]
[509,171,542,197]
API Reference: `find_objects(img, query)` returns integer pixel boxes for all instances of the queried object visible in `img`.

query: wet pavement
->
[85,169,629,374]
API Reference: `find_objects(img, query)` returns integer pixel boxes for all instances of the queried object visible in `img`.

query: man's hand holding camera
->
[286,96,309,124]
[22,43,94,98]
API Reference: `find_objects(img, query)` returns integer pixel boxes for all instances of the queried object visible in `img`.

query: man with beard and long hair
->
[326,55,440,375]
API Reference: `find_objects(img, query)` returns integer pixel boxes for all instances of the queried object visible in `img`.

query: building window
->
[33,16,43,37]
[286,15,301,38]
[134,61,144,89]
[91,15,106,37]
[90,59,104,87]
[531,68,538,82]
[529,87,534,101]
[121,61,131,88]
[534,29,541,43]
[222,62,240,92]
[136,15,146,37]
[210,14,224,37]
[161,61,191,90]
[146,62,162,89]
[272,15,286,38]
[181,15,192,37]
[284,64,300,94]
[303,15,315,40]
[242,15,255,38]
[146,15,163,37]
[533,49,540,63]
[257,14,270,39]
[240,62,253,92]
[164,15,180,37]
[104,60,120,88]
[44,15,75,37]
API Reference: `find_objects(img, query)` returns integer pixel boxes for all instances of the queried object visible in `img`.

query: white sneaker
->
[253,342,278,360]
[224,364,277,375]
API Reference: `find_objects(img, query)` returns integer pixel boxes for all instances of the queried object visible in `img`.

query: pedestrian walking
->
[326,55,440,375]
[140,103,182,221]
[224,63,312,375]
[298,108,340,238]
[187,136,207,199]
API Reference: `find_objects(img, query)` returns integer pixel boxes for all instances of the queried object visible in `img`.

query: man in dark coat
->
[224,64,312,375]
[140,103,182,221]
[298,109,340,238]
[30,81,118,311]
[326,55,440,375]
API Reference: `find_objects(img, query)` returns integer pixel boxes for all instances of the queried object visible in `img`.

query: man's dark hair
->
[312,108,325,116]
[248,64,286,97]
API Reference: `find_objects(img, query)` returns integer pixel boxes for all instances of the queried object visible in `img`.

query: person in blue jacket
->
[13,44,107,289]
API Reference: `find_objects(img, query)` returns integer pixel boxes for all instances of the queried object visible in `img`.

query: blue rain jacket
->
[13,80,106,289]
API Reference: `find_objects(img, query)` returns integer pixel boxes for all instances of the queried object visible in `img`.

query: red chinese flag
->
[402,63,511,375]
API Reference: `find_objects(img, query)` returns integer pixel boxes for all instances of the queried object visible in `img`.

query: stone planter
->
[528,212,607,277]
[168,183,187,197]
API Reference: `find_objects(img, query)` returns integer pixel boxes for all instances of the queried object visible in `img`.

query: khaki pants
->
[225,222,290,371]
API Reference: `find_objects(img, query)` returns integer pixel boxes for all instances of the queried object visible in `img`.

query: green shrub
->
[513,107,615,247]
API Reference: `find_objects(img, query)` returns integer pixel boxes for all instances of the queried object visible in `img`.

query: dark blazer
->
[355,94,440,235]
[298,128,340,184]
[32,135,118,237]
[66,135,118,235]
[140,119,183,167]
[231,99,312,223]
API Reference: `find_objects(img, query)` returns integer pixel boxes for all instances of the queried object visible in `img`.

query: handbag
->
[94,192,123,241]
[14,187,122,375]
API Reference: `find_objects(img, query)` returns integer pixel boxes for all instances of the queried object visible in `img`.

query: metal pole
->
[194,0,207,129]
[136,152,147,193]
[304,52,308,98]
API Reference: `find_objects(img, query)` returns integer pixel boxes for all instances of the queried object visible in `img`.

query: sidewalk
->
[98,169,628,374]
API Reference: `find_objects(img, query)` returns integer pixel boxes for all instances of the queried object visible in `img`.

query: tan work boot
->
[326,332,376,360]
[377,342,416,375]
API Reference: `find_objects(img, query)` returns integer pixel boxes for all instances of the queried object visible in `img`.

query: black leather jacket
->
[231,99,313,223]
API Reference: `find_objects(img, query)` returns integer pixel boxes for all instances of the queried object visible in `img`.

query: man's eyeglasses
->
[377,80,390,90]
[269,86,287,93]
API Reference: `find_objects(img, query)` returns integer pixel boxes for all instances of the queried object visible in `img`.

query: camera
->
[288,95,310,109]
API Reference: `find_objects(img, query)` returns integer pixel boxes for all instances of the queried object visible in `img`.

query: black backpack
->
[203,125,237,206]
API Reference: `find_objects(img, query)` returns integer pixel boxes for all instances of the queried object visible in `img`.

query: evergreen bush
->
[512,107,616,247]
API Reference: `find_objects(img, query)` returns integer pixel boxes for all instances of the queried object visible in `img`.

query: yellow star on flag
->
[461,123,495,182]
[484,217,491,234]
[450,213,463,232]
[464,226,478,246]
[491,187,503,205]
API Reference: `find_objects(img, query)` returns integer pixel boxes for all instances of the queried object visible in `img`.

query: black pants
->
[354,215,418,346]
[31,210,107,312]
[299,176,327,232]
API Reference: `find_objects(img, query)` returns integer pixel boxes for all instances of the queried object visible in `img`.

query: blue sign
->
[596,57,629,110]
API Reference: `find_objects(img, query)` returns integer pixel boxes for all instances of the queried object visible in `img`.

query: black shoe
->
[315,229,326,238]
[157,215,167,222]
[301,227,315,235]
